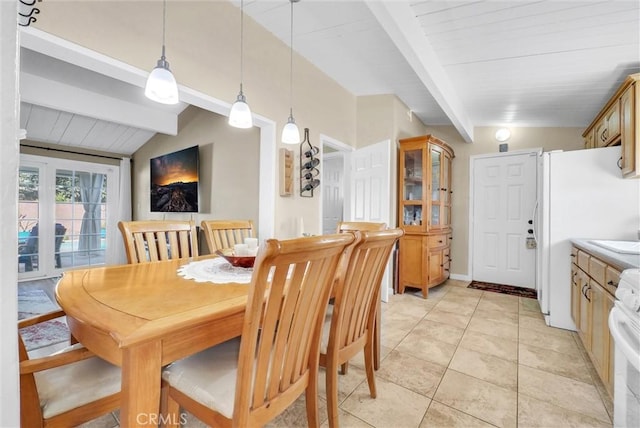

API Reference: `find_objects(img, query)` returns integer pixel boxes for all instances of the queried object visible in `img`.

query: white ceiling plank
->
[366,0,474,142]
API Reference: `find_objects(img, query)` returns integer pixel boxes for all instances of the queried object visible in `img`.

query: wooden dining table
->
[55,256,250,427]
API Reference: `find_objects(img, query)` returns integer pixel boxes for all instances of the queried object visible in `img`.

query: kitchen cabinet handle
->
[608,280,618,287]
[570,254,576,258]
[617,157,623,169]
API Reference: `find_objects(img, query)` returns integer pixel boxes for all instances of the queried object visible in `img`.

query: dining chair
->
[19,309,121,428]
[161,233,355,428]
[320,228,404,428]
[118,220,198,263]
[336,220,387,373]
[336,221,386,232]
[200,219,254,253]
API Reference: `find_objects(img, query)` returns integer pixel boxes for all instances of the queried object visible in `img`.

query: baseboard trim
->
[450,273,471,282]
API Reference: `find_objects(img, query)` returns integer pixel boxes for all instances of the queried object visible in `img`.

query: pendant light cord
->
[289,0,294,117]
[240,0,245,93]
[161,0,167,59]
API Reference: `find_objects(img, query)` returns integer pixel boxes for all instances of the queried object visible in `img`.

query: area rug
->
[18,289,69,351]
[467,280,537,299]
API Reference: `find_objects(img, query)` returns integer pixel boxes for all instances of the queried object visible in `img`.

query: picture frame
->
[150,146,199,212]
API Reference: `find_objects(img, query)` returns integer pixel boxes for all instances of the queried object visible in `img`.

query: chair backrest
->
[201,220,254,253]
[233,233,354,426]
[329,229,403,358]
[118,220,198,264]
[336,221,386,232]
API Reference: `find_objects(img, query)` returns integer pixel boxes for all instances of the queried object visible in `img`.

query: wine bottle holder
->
[299,128,320,197]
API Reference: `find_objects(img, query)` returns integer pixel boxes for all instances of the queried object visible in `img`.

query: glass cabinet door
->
[402,147,424,227]
[430,147,441,227]
[442,151,451,226]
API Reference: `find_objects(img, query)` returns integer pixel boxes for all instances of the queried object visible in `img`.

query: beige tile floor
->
[27,279,614,428]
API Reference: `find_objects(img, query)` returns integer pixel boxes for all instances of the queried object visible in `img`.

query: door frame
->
[468,148,542,284]
[319,133,353,234]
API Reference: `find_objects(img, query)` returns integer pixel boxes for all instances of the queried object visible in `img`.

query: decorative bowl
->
[215,249,256,268]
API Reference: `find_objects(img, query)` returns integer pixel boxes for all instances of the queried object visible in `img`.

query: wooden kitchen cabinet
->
[571,245,621,397]
[593,102,620,147]
[620,81,639,177]
[583,73,640,178]
[397,135,454,298]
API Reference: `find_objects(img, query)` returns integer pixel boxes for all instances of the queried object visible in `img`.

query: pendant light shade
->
[229,0,253,128]
[282,0,300,145]
[145,0,179,105]
[282,112,300,144]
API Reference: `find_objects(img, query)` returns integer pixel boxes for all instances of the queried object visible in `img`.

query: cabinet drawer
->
[589,257,606,286]
[605,266,621,295]
[427,234,448,248]
[577,250,590,271]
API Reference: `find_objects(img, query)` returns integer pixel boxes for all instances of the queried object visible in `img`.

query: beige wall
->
[132,106,260,252]
[426,125,585,278]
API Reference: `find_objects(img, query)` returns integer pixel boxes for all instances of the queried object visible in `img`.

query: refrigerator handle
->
[531,200,539,243]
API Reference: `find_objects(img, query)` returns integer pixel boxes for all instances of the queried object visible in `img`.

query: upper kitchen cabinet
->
[397,135,454,298]
[583,73,640,178]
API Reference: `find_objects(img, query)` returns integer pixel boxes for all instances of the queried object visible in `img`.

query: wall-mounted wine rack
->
[299,128,320,197]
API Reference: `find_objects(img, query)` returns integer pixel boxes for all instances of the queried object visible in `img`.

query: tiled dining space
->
[29,278,613,428]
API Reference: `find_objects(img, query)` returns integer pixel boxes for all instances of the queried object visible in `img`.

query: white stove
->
[609,268,640,427]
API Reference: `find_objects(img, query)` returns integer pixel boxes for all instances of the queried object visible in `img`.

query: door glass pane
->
[404,149,423,200]
[403,205,423,226]
[443,154,450,204]
[431,203,440,227]
[431,149,441,201]
[18,166,40,274]
[55,169,107,269]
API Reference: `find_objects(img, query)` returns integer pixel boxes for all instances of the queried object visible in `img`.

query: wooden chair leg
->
[161,386,181,428]
[374,299,381,370]
[326,362,340,428]
[340,362,349,375]
[305,378,320,428]
[364,340,377,398]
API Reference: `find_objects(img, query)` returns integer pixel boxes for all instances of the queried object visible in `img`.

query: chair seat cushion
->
[162,338,241,419]
[35,344,121,419]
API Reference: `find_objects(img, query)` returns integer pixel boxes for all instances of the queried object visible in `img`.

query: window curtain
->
[107,157,131,264]
[78,172,105,253]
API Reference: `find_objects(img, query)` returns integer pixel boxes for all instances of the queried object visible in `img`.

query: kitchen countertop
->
[572,239,640,270]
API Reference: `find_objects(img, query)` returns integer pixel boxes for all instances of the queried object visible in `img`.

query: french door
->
[18,155,118,280]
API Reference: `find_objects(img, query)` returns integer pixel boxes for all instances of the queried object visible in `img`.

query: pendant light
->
[145,0,179,105]
[228,0,253,128]
[282,0,301,145]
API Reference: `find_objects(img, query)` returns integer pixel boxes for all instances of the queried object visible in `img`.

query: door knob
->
[528,229,533,234]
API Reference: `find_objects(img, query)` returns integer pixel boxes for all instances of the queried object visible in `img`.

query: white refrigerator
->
[536,146,640,331]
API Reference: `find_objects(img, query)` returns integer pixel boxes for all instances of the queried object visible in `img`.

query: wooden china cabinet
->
[397,135,454,298]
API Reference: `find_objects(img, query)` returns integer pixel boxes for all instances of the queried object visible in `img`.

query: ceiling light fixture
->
[282,0,301,145]
[145,0,179,105]
[495,128,511,142]
[228,0,253,128]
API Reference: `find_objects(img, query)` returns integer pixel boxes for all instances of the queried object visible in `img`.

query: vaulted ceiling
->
[19,0,640,153]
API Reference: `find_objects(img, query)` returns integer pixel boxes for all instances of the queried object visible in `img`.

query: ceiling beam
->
[21,72,178,135]
[365,1,474,143]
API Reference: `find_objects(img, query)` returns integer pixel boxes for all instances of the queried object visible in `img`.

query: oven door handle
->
[608,306,640,372]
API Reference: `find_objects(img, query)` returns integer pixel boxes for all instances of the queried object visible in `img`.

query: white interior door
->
[471,152,537,288]
[322,153,344,234]
[350,140,392,301]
